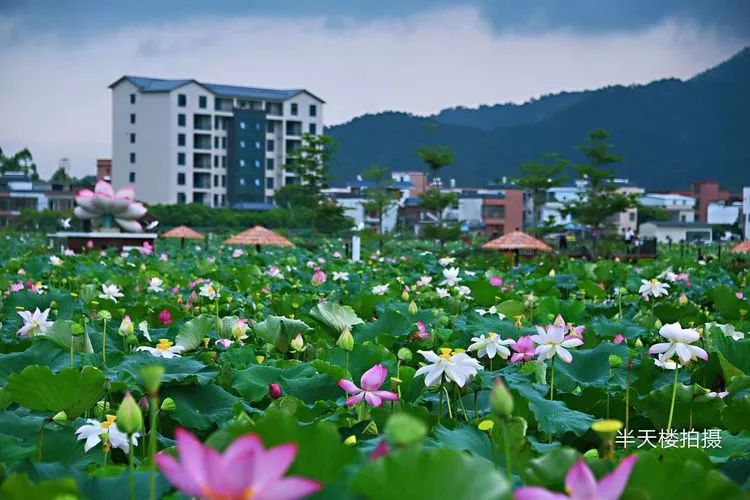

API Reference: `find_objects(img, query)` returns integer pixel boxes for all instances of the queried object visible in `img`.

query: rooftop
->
[111,76,324,103]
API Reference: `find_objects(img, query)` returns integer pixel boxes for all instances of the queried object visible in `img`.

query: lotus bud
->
[337,328,355,351]
[490,379,514,418]
[103,379,112,392]
[139,365,165,393]
[344,435,357,446]
[679,294,688,305]
[269,383,282,399]
[397,347,413,362]
[52,411,68,424]
[50,300,59,309]
[290,333,305,353]
[118,315,134,336]
[160,397,176,413]
[203,337,210,348]
[138,395,149,412]
[401,290,409,301]
[478,419,494,432]
[654,319,663,329]
[634,338,643,348]
[232,319,249,341]
[256,355,265,364]
[71,323,85,336]
[116,392,143,434]
[408,300,418,315]
[548,269,556,277]
[311,268,327,286]
[583,449,599,459]
[385,413,427,446]
[608,355,623,368]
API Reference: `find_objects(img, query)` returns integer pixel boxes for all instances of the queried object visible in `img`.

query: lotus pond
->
[0,234,749,499]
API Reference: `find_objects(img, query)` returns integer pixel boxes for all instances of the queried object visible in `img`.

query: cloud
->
[0,6,746,178]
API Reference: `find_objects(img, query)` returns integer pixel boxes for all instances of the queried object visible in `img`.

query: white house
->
[639,221,713,243]
[640,193,696,222]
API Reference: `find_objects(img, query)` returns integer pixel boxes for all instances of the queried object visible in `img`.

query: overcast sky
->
[1,0,748,178]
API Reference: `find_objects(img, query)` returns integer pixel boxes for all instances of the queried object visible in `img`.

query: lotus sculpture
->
[74,180,147,232]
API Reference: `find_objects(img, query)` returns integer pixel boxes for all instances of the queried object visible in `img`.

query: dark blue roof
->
[112,76,324,102]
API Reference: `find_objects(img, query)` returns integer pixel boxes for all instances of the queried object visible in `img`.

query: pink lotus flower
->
[156,428,320,500]
[10,282,24,293]
[311,268,327,286]
[510,336,536,362]
[74,180,147,232]
[139,241,153,255]
[159,252,169,261]
[159,309,173,325]
[613,334,626,345]
[414,321,430,339]
[738,292,745,300]
[338,364,399,407]
[514,455,637,500]
[86,240,94,249]
[369,439,390,460]
[269,383,283,399]
[490,276,503,287]
[215,338,233,348]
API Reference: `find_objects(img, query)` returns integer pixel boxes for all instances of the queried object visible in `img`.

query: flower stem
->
[625,362,631,432]
[102,318,107,367]
[606,367,611,419]
[499,419,512,482]
[442,386,453,420]
[549,356,556,401]
[667,366,679,432]
[129,436,136,500]
[438,376,444,425]
[37,421,46,463]
[148,392,159,500]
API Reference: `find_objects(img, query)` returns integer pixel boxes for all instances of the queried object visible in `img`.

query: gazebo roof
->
[224,226,294,247]
[162,225,205,240]
[482,230,553,252]
[731,240,750,253]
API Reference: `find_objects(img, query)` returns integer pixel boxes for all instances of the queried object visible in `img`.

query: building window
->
[129,172,136,183]
[221,175,226,187]
[309,123,317,135]
[254,159,261,168]
[267,121,275,133]
[199,96,207,109]
[239,178,246,187]
[221,156,227,168]
[266,158,274,170]
[240,121,246,130]
[177,173,185,185]
[309,104,317,116]
[178,133,186,146]
[222,137,227,148]
[130,93,137,104]
[177,192,186,204]
[213,155,219,167]
[290,103,298,116]
[482,205,506,219]
[267,140,274,152]
[255,141,261,150]
[130,113,136,124]
[214,175,219,187]
[178,94,186,107]
[178,114,186,127]
[130,153,136,164]
[240,140,246,149]
[214,137,219,148]
[239,159,245,167]
[255,122,261,131]
[266,177,274,189]
[178,152,185,165]
[130,133,136,144]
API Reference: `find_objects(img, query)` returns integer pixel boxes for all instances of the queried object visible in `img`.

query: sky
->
[0,1,748,178]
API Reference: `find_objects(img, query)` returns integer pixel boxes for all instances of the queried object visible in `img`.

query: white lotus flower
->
[49,255,63,267]
[99,284,124,302]
[136,338,184,358]
[441,267,461,287]
[199,282,219,300]
[415,276,432,287]
[138,321,152,342]
[639,278,670,298]
[468,332,515,359]
[17,308,53,337]
[75,415,139,453]
[456,285,472,297]
[648,322,708,366]
[653,353,678,370]
[438,257,455,266]
[415,348,483,388]
[531,324,583,363]
[232,248,245,258]
[436,287,450,298]
[148,277,164,293]
[372,284,390,295]
[475,306,506,319]
[333,271,350,282]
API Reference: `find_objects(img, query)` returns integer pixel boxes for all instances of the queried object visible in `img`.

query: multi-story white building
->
[743,187,750,240]
[110,76,324,207]
[639,193,696,223]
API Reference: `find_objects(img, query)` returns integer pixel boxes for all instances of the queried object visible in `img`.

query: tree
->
[561,130,639,235]
[49,166,73,185]
[416,145,458,239]
[0,147,39,180]
[274,134,351,234]
[360,165,400,252]
[637,205,670,225]
[514,153,568,228]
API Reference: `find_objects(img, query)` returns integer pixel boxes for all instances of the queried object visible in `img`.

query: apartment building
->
[110,76,324,208]
[639,193,696,222]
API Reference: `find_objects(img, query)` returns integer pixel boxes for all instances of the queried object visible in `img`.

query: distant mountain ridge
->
[326,47,750,191]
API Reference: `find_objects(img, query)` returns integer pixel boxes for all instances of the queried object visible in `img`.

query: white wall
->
[707,203,740,225]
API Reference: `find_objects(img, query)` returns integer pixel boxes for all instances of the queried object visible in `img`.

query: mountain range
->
[326,47,750,191]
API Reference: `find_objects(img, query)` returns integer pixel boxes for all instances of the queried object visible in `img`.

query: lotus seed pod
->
[397,347,413,362]
[608,355,624,368]
[160,397,176,413]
